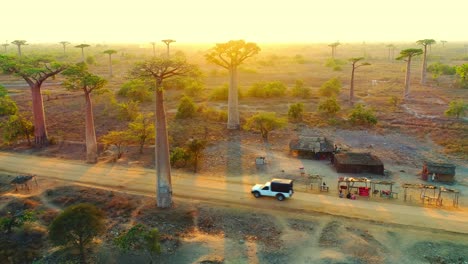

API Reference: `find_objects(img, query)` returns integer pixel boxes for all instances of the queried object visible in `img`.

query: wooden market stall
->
[438,186,460,207]
[337,176,371,197]
[10,175,38,191]
[402,183,439,205]
[370,180,397,198]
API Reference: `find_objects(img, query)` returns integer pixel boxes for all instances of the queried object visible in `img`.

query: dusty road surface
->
[1,151,467,234]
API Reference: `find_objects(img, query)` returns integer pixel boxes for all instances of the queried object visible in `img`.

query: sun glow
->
[2,0,467,44]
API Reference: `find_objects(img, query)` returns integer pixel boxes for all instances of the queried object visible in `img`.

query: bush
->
[288,103,304,122]
[118,79,153,103]
[114,224,161,263]
[243,112,287,142]
[198,104,228,122]
[176,95,197,119]
[170,147,190,168]
[319,77,341,97]
[0,96,18,116]
[290,79,311,98]
[247,81,287,98]
[318,97,341,115]
[427,62,456,76]
[444,99,467,119]
[325,58,345,71]
[1,113,34,145]
[118,101,140,121]
[209,84,229,101]
[348,104,377,125]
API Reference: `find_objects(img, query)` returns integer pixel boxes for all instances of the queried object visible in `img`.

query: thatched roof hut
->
[334,152,384,175]
[422,162,456,182]
[289,136,335,160]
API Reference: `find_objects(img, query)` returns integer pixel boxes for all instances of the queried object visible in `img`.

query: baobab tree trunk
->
[16,46,22,57]
[350,66,356,104]
[404,58,412,98]
[155,84,172,208]
[81,48,85,62]
[108,55,113,77]
[227,66,240,129]
[84,92,98,163]
[421,46,427,85]
[30,84,48,146]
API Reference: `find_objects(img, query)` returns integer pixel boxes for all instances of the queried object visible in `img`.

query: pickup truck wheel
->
[276,194,285,201]
[253,191,261,198]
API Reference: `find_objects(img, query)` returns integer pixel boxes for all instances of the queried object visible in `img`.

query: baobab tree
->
[205,40,260,129]
[1,42,8,53]
[328,42,340,58]
[103,49,117,77]
[349,57,370,104]
[130,57,198,208]
[150,42,156,57]
[396,48,423,99]
[386,44,396,61]
[11,40,27,57]
[0,55,68,146]
[59,41,70,55]
[161,39,175,57]
[63,63,107,163]
[416,39,436,85]
[440,40,447,48]
[75,44,90,62]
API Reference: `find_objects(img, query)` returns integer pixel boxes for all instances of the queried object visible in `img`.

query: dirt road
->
[1,151,467,234]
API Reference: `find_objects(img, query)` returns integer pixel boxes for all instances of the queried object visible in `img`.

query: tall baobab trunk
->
[227,66,240,129]
[404,57,412,98]
[30,84,48,146]
[421,46,428,85]
[80,48,85,62]
[84,91,98,163]
[350,66,356,104]
[108,55,113,77]
[155,82,172,208]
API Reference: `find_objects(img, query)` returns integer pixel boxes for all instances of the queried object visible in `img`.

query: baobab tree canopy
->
[131,57,198,86]
[205,40,260,69]
[416,39,436,47]
[396,48,423,60]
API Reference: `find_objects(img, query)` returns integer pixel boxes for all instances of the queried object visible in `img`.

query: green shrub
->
[176,95,197,119]
[118,101,140,121]
[118,79,153,102]
[198,104,228,122]
[209,84,229,101]
[348,103,377,125]
[319,77,341,97]
[444,99,467,119]
[290,79,311,98]
[427,62,456,76]
[318,97,341,115]
[114,224,161,263]
[244,112,287,142]
[0,84,8,97]
[170,147,190,167]
[288,103,304,122]
[1,113,33,145]
[0,96,18,116]
[247,81,287,98]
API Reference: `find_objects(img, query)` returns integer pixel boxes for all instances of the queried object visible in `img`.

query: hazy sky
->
[2,0,467,44]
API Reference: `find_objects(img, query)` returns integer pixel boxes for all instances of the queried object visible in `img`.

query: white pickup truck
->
[251,178,294,201]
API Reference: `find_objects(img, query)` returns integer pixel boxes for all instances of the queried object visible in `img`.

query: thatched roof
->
[289,136,334,152]
[334,152,383,166]
[10,175,33,184]
[425,162,456,175]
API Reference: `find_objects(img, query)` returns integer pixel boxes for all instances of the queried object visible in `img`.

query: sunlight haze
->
[2,0,467,44]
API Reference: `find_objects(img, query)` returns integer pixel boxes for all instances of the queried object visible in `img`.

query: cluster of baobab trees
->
[0,39,462,208]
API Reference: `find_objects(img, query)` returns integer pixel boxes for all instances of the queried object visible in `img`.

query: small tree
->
[101,130,132,159]
[243,112,286,142]
[176,95,197,119]
[288,103,304,122]
[170,147,190,168]
[0,96,18,116]
[49,203,105,264]
[128,113,155,154]
[319,77,341,97]
[114,224,161,263]
[186,138,207,173]
[444,99,467,119]
[348,104,377,125]
[318,97,341,115]
[1,113,34,145]
[59,41,70,55]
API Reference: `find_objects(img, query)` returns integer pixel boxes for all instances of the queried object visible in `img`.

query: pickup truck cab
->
[251,178,294,201]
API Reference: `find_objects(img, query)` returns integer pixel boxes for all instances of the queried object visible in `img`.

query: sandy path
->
[1,151,467,234]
